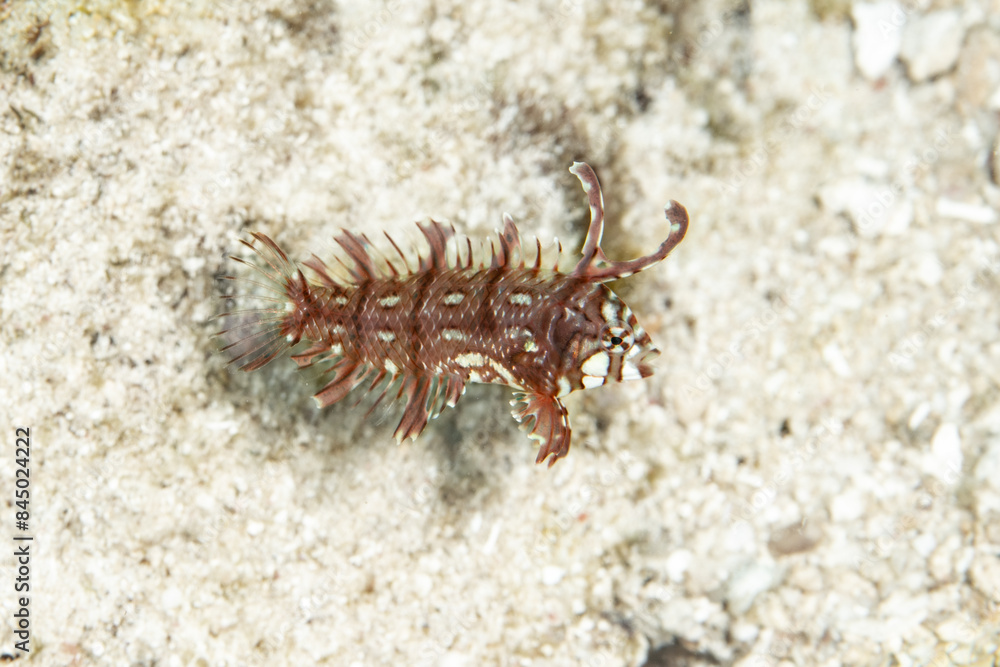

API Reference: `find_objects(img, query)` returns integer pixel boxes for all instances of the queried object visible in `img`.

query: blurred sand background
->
[2,0,1000,665]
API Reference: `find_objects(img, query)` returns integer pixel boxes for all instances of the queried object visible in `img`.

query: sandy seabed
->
[2,0,1000,665]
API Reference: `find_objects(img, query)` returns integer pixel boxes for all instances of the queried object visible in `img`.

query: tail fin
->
[216,233,310,372]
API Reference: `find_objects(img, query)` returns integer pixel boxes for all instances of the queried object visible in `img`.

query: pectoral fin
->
[510,391,572,467]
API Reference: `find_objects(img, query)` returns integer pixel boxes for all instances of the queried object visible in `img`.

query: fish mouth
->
[619,345,659,381]
[635,345,660,379]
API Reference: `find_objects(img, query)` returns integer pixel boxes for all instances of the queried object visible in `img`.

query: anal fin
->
[291,343,332,368]
[313,360,366,408]
[394,376,434,443]
[392,373,467,443]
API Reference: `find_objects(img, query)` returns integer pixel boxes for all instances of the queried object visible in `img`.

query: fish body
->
[218,162,688,466]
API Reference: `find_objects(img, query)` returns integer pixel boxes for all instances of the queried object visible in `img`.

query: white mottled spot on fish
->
[523,339,538,352]
[334,296,348,306]
[377,331,396,342]
[455,352,487,368]
[442,329,468,342]
[443,292,465,305]
[487,358,517,386]
[580,351,610,377]
[621,360,642,381]
[601,298,619,324]
[453,351,519,387]
[508,292,532,306]
[576,285,600,310]
[378,294,401,308]
[557,376,571,397]
[384,359,398,374]
[581,375,604,389]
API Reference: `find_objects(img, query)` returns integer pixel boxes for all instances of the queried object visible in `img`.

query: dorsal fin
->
[496,212,523,269]
[384,231,413,274]
[415,219,454,271]
[569,162,609,270]
[334,229,380,283]
[568,162,689,283]
[302,254,340,288]
[359,233,401,278]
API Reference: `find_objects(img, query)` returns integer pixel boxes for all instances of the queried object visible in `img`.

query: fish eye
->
[600,323,634,353]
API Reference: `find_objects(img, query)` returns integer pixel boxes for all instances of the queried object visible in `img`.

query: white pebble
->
[818,178,908,238]
[908,402,930,430]
[541,565,565,586]
[822,342,852,378]
[852,2,904,80]
[913,532,937,557]
[936,198,998,224]
[915,253,943,287]
[725,561,779,614]
[665,549,692,582]
[830,489,866,522]
[730,621,759,643]
[414,573,433,596]
[162,587,183,609]
[925,422,962,483]
[934,617,975,643]
[900,10,965,82]
[883,197,913,235]
[970,553,1000,601]
[855,155,890,179]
